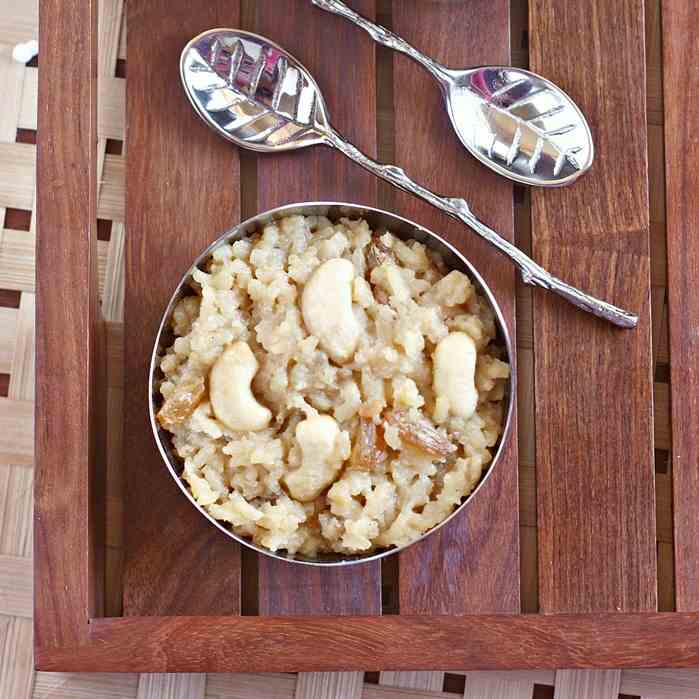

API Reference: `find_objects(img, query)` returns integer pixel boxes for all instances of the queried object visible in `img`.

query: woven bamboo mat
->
[1,0,697,697]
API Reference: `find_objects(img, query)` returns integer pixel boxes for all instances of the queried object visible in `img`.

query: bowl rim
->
[149,201,516,566]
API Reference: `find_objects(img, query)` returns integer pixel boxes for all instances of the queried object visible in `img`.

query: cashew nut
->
[433,331,478,419]
[301,258,359,363]
[209,341,272,432]
[284,415,344,501]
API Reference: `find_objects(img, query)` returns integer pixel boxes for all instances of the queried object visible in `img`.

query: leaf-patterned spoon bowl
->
[311,0,593,187]
[180,29,635,328]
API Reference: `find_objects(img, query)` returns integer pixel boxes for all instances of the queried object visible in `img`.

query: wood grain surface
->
[254,0,381,618]
[36,611,699,672]
[122,0,243,616]
[551,669,620,699]
[392,0,520,615]
[26,669,699,699]
[463,673,535,699]
[529,0,657,613]
[136,673,206,699]
[34,0,97,650]
[663,0,699,612]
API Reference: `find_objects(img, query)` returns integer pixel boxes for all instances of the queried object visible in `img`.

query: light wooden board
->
[137,674,207,699]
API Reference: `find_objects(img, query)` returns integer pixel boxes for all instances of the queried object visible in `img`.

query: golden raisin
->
[156,376,206,429]
[350,417,388,471]
[384,409,457,459]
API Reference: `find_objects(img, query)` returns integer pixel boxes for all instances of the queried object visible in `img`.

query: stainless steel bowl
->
[150,202,515,566]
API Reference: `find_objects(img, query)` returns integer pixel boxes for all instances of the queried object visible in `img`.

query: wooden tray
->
[34,0,699,673]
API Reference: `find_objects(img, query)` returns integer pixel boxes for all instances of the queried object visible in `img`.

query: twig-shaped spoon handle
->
[312,0,595,188]
[181,29,628,327]
[311,0,450,82]
[324,129,637,328]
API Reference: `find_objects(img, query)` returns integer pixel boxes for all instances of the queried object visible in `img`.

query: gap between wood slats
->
[99,0,125,624]
[375,0,399,621]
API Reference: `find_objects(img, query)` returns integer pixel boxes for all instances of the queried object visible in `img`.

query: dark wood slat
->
[254,0,381,616]
[663,0,699,612]
[255,0,378,205]
[392,0,520,614]
[123,0,243,616]
[529,0,656,613]
[35,612,699,672]
[35,0,98,651]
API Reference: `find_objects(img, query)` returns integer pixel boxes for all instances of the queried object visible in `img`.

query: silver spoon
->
[311,0,593,187]
[180,29,635,328]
